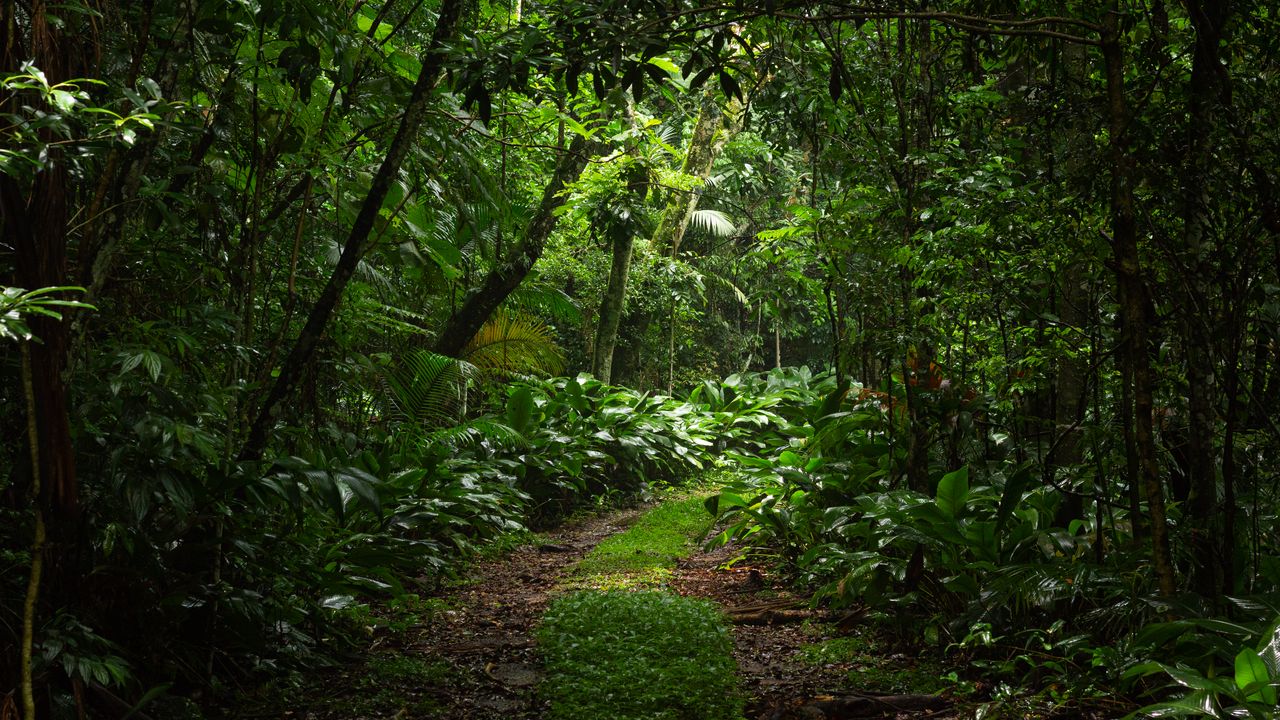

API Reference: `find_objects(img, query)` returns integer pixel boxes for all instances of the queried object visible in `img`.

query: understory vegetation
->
[4,1,1280,719]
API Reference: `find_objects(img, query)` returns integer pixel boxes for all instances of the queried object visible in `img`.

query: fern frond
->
[462,309,566,376]
[327,239,393,292]
[428,418,526,451]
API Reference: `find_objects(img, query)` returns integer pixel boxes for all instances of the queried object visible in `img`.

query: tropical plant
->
[461,308,566,376]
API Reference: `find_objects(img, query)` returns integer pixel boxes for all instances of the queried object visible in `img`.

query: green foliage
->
[798,634,973,696]
[380,350,471,428]
[462,308,566,376]
[0,63,165,180]
[538,590,742,720]
[1121,613,1280,718]
[5,0,1280,715]
[0,286,94,342]
[37,615,132,690]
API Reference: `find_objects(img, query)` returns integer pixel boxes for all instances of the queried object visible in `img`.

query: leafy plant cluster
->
[5,357,810,707]
[537,590,742,720]
[701,370,1280,714]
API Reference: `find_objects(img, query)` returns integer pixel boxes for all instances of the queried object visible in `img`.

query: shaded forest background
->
[3,0,1280,717]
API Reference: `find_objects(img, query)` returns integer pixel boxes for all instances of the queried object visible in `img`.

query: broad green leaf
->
[647,56,681,75]
[778,450,803,467]
[1258,619,1280,676]
[507,385,535,434]
[308,471,345,524]
[1235,648,1277,704]
[50,88,78,112]
[936,465,970,518]
[1161,664,1236,694]
[1127,690,1217,718]
[995,464,1031,538]
[339,467,382,518]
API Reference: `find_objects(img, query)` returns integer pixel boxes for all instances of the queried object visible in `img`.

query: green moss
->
[797,635,874,665]
[538,590,743,720]
[570,495,713,588]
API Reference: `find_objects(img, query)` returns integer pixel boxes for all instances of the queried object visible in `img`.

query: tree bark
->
[1180,0,1232,599]
[433,134,593,357]
[652,89,741,258]
[1051,265,1088,525]
[240,0,465,461]
[592,227,635,384]
[595,92,741,383]
[1102,8,1176,596]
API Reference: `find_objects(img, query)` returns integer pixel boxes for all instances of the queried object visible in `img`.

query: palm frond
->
[382,350,472,427]
[428,418,526,451]
[327,239,394,292]
[689,209,736,237]
[507,281,583,324]
[462,309,566,376]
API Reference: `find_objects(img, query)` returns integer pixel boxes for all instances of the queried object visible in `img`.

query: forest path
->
[274,496,956,720]
[383,505,651,719]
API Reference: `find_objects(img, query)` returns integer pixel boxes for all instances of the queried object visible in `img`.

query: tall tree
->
[433,134,593,357]
[241,0,466,461]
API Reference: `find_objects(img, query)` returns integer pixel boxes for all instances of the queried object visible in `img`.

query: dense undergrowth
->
[698,368,1280,718]
[0,363,788,714]
[6,361,1280,717]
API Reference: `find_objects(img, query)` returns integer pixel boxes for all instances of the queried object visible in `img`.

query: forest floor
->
[243,494,977,720]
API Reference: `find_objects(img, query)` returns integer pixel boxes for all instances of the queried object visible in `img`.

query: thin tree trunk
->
[1102,8,1176,596]
[667,301,676,394]
[432,133,592,357]
[19,344,45,720]
[1180,0,1232,599]
[592,228,635,383]
[653,89,741,258]
[241,0,465,461]
[1222,326,1243,595]
[1052,264,1088,525]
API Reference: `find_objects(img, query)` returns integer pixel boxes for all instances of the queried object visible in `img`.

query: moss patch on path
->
[538,590,742,720]
[567,494,714,589]
[537,493,744,720]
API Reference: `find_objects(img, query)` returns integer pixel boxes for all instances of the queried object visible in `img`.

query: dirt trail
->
[405,507,649,719]
[670,541,850,717]
[278,502,955,720]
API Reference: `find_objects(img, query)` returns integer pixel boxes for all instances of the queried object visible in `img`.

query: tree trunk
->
[1180,0,1232,599]
[653,89,741,258]
[240,0,465,461]
[432,133,592,357]
[592,227,635,383]
[1051,265,1088,525]
[1102,9,1176,596]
